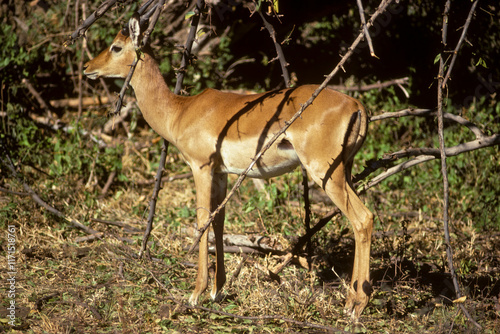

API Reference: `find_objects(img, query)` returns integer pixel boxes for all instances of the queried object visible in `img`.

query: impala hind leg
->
[188,170,227,305]
[210,173,228,301]
[308,164,373,320]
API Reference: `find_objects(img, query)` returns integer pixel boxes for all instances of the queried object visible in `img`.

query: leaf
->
[475,57,488,69]
[433,53,441,64]
[453,296,467,303]
[272,0,279,13]
[185,11,195,20]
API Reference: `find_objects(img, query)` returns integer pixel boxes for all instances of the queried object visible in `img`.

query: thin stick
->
[255,6,290,86]
[441,0,479,88]
[65,0,119,46]
[438,1,481,329]
[174,0,204,93]
[355,134,499,193]
[112,1,165,116]
[329,77,409,92]
[188,0,395,253]
[356,0,376,57]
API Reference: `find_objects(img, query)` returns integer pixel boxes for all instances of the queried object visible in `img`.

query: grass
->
[1,106,499,333]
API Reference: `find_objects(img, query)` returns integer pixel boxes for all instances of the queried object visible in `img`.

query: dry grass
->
[1,119,499,333]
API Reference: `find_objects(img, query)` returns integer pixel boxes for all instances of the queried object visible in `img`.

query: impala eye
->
[110,45,123,53]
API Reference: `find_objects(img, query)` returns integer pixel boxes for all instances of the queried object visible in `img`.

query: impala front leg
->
[189,170,212,305]
[188,169,228,305]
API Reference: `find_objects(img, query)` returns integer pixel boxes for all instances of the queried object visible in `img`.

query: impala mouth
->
[84,72,99,80]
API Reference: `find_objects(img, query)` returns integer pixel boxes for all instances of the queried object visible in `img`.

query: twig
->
[141,0,165,47]
[64,0,119,46]
[174,0,204,93]
[91,217,140,230]
[0,186,29,196]
[356,0,376,57]
[254,5,290,86]
[329,77,409,92]
[189,0,395,254]
[441,0,479,88]
[99,170,116,198]
[76,2,87,123]
[21,78,54,120]
[253,1,315,260]
[355,134,499,193]
[140,140,169,258]
[134,172,193,185]
[55,301,103,320]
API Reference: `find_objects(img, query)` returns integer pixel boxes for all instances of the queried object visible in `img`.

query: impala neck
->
[129,52,180,143]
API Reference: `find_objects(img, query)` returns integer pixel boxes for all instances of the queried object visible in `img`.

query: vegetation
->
[1,0,499,333]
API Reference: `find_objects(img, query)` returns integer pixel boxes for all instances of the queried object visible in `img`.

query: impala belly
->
[218,137,300,178]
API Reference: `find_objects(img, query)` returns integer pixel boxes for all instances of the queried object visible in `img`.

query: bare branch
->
[329,77,409,92]
[65,0,119,46]
[356,134,500,193]
[371,108,486,139]
[254,5,291,87]
[442,0,479,88]
[356,0,376,57]
[141,0,165,47]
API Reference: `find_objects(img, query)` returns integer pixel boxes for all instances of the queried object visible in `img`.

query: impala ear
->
[129,12,141,49]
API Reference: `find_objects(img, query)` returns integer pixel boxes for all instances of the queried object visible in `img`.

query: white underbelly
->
[219,141,300,178]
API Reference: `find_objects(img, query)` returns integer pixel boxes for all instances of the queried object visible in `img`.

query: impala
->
[84,15,374,320]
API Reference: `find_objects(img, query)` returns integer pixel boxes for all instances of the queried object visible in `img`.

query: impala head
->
[84,13,142,80]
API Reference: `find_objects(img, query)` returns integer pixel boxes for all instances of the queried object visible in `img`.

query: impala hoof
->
[188,293,200,305]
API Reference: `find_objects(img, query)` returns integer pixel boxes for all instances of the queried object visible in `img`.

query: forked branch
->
[356,0,376,57]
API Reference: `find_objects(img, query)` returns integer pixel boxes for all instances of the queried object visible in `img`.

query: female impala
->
[84,15,374,320]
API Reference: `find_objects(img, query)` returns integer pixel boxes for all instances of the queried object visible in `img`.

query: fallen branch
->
[91,217,143,233]
[134,172,193,186]
[1,154,101,237]
[0,186,29,196]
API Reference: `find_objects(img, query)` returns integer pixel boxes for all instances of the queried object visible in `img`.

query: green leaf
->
[433,53,441,64]
[185,11,195,20]
[475,57,488,68]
